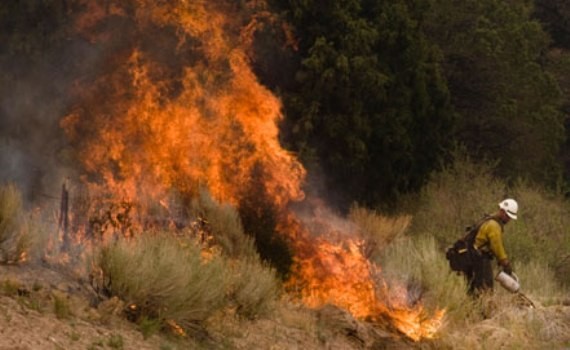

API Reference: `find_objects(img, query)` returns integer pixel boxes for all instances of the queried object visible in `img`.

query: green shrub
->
[138,316,161,339]
[53,294,71,319]
[91,232,229,331]
[107,333,124,349]
[0,184,33,263]
[228,257,280,319]
[69,331,81,341]
[1,278,22,296]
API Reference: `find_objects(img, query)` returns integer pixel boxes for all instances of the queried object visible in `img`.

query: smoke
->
[0,58,68,202]
[0,5,123,204]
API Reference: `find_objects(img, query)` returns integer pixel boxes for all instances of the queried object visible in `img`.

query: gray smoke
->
[0,37,104,204]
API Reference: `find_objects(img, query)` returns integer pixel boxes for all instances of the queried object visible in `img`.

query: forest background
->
[1,0,569,209]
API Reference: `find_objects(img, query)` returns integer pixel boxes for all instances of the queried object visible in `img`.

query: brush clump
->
[0,184,34,264]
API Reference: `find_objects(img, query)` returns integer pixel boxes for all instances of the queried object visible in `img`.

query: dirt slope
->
[0,263,417,350]
[8,263,568,350]
[0,264,165,350]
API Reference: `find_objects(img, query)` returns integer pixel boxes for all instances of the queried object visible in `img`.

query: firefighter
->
[466,198,518,295]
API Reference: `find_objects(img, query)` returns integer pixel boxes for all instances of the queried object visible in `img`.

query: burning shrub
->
[189,189,258,260]
[348,204,410,259]
[90,232,229,332]
[379,235,477,324]
[0,184,33,264]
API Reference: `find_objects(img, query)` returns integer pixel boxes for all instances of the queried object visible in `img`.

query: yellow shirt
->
[474,219,508,262]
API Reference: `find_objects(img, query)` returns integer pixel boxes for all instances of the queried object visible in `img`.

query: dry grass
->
[512,260,565,306]
[0,184,34,263]
[406,151,507,247]
[274,298,318,335]
[379,233,570,349]
[5,155,567,348]
[431,300,570,349]
[407,152,570,288]
[348,204,410,259]
[507,184,570,286]
[379,154,570,348]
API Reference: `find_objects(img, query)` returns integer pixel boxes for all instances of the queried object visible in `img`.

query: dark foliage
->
[534,0,570,49]
[266,0,454,210]
[421,0,565,187]
[238,164,294,279]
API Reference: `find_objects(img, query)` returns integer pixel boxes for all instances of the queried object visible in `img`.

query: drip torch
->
[495,271,536,308]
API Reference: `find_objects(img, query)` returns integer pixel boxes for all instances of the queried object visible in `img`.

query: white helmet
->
[498,198,518,220]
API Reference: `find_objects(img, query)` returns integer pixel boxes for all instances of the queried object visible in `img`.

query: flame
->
[60,0,444,341]
[283,210,445,341]
[165,319,187,337]
[63,0,305,215]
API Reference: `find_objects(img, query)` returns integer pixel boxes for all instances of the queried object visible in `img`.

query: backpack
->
[445,216,491,273]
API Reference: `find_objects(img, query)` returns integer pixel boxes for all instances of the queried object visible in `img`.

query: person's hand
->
[502,262,513,275]
[499,259,513,275]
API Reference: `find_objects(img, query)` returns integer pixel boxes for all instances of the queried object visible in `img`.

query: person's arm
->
[487,228,507,261]
[487,226,513,274]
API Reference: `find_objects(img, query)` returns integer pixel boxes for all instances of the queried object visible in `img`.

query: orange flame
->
[63,0,305,213]
[282,210,445,341]
[61,0,443,341]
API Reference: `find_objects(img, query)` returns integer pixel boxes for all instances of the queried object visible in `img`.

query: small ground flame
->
[284,211,445,341]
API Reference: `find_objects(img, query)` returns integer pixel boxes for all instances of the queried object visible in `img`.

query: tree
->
[268,0,454,209]
[421,0,565,187]
[533,0,570,190]
[534,0,570,49]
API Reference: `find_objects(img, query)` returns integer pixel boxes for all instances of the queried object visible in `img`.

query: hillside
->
[0,263,419,350]
[2,262,569,350]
